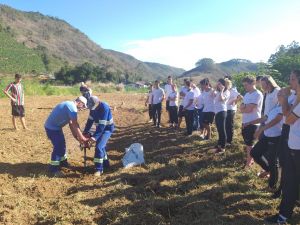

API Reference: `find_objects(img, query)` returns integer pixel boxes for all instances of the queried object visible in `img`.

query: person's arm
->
[83,113,94,134]
[278,88,293,116]
[69,119,87,142]
[240,103,257,113]
[145,94,149,106]
[183,99,194,110]
[3,84,16,102]
[243,115,267,127]
[286,102,300,125]
[91,107,110,141]
[254,114,283,139]
[161,90,165,102]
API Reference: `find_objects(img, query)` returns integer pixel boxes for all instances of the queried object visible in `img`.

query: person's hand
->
[254,127,263,140]
[242,122,248,129]
[219,84,225,92]
[145,102,147,107]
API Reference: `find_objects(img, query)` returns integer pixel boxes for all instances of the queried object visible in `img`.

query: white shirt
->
[264,106,282,137]
[202,89,215,113]
[168,91,178,106]
[152,87,165,104]
[227,88,240,111]
[282,92,297,124]
[164,83,173,99]
[242,89,263,124]
[264,87,280,116]
[192,87,201,99]
[288,102,300,150]
[179,86,189,106]
[195,93,204,110]
[182,89,195,110]
[214,90,230,114]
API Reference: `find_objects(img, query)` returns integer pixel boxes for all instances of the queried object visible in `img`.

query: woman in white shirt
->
[182,80,195,135]
[200,78,215,140]
[266,69,300,224]
[212,78,230,153]
[226,82,242,145]
[168,84,179,128]
[261,75,281,116]
[145,84,153,123]
[240,76,263,168]
[248,105,283,189]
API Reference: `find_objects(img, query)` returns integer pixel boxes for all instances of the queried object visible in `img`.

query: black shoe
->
[264,214,287,224]
[271,189,281,199]
[157,125,161,128]
[60,160,69,168]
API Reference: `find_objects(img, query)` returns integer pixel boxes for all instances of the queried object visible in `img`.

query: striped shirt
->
[5,82,24,106]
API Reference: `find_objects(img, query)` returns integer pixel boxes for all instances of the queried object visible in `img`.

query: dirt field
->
[0,93,300,225]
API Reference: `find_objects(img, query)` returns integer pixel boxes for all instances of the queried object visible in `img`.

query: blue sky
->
[1,0,300,69]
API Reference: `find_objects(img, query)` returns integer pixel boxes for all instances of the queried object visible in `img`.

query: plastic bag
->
[122,143,145,168]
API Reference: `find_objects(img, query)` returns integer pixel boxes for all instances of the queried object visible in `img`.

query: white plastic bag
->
[122,143,145,168]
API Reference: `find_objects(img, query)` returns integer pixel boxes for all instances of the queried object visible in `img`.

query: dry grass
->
[0,93,300,225]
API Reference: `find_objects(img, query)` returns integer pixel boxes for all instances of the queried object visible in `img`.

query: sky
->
[0,0,300,70]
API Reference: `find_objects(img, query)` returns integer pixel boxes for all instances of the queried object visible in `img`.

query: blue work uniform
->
[83,102,114,172]
[44,101,77,172]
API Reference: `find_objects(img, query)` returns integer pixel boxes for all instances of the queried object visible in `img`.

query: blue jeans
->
[45,128,67,173]
[94,131,112,172]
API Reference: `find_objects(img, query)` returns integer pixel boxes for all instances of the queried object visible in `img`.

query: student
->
[226,80,242,145]
[178,79,189,128]
[212,78,230,153]
[265,70,300,224]
[3,74,29,130]
[80,82,92,100]
[200,78,215,140]
[168,84,179,128]
[261,75,281,116]
[152,80,165,128]
[240,76,264,168]
[83,96,115,176]
[191,83,201,131]
[249,105,283,189]
[182,80,194,135]
[272,70,299,198]
[195,88,205,136]
[145,84,153,123]
[44,96,88,176]
[164,76,173,123]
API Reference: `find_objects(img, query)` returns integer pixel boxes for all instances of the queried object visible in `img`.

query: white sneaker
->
[148,119,153,123]
[94,171,103,177]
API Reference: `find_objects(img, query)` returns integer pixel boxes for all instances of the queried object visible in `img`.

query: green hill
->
[180,58,258,82]
[0,30,46,73]
[0,4,184,80]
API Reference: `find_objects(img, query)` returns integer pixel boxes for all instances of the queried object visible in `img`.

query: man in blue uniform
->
[44,96,88,176]
[83,96,115,176]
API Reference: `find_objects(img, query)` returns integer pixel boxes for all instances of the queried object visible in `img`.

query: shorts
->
[202,112,215,125]
[242,124,258,146]
[178,105,185,118]
[12,105,25,117]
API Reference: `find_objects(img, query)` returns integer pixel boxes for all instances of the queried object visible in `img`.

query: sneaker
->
[271,189,281,199]
[213,148,225,154]
[264,214,287,224]
[103,159,110,169]
[94,171,103,177]
[148,119,153,123]
[157,125,161,128]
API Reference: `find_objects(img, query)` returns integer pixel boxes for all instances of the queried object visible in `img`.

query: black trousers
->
[148,104,153,120]
[185,110,194,135]
[169,106,178,124]
[166,100,171,122]
[226,110,236,144]
[152,103,162,126]
[250,135,280,187]
[215,111,227,148]
[279,148,300,218]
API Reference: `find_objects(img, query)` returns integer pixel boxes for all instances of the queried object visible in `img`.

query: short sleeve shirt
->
[44,101,78,130]
[242,89,263,124]
[182,90,195,110]
[288,102,300,150]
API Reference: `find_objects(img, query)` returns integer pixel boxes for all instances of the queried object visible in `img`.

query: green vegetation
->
[0,77,78,98]
[0,30,46,73]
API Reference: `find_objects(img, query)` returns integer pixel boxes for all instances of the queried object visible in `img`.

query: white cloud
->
[120,16,300,70]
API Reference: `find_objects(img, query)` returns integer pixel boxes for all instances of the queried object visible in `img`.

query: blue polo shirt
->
[44,101,77,130]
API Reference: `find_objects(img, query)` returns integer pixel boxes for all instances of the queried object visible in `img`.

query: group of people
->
[2,77,114,177]
[145,70,300,224]
[3,70,300,223]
